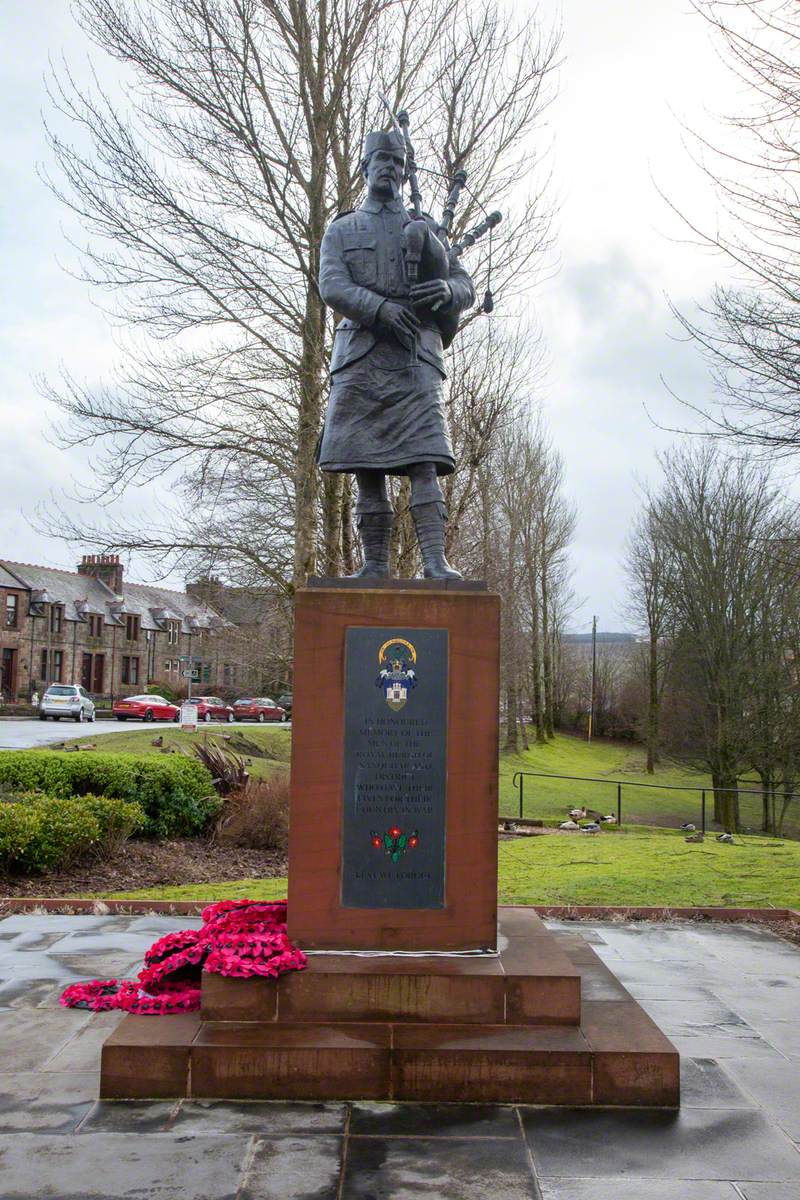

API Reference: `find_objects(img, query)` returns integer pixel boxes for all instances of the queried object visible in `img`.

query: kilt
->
[317,358,455,476]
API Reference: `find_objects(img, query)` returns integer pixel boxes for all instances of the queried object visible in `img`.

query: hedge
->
[0,752,219,837]
[0,792,146,874]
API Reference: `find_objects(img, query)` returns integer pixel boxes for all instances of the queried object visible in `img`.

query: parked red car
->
[193,696,236,723]
[113,694,180,722]
[232,697,288,723]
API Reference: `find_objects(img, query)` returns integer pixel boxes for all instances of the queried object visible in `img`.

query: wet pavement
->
[0,912,798,1198]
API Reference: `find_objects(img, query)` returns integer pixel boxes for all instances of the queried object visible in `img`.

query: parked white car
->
[39,685,96,723]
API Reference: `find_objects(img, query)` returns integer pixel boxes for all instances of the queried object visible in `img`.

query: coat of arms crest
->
[376,637,417,711]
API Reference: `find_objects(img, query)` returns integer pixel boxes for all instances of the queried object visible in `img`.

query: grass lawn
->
[498,733,714,827]
[57,724,291,779]
[97,828,800,909]
[31,726,798,908]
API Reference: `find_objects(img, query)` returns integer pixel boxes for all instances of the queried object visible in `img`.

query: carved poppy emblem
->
[370,825,420,863]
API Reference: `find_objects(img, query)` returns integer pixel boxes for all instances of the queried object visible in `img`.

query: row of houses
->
[0,554,291,704]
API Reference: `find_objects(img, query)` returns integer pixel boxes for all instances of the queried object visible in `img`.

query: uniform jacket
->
[319,196,475,377]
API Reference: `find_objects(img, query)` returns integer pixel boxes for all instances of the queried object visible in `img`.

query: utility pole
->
[587,614,597,743]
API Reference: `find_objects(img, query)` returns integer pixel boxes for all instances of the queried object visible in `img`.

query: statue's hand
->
[377,301,421,349]
[409,279,452,311]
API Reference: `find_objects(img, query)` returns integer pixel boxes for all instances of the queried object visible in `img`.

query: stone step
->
[201,908,582,1028]
[102,1000,679,1107]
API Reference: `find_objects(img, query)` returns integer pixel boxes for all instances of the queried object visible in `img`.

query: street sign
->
[181,670,194,678]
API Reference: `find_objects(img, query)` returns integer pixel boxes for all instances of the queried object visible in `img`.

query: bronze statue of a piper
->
[316,123,477,580]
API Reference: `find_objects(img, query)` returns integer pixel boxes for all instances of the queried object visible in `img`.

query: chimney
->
[186,576,225,612]
[77,553,124,595]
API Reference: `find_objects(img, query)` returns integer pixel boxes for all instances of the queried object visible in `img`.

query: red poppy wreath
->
[60,899,306,1016]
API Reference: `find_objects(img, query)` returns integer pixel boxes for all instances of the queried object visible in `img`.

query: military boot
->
[411,501,463,580]
[349,510,393,579]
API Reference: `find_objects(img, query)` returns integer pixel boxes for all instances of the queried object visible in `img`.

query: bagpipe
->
[382,98,501,348]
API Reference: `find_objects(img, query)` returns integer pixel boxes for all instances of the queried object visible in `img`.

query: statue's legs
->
[350,470,393,579]
[408,463,463,581]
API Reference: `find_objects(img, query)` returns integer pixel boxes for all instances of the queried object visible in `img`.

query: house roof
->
[0,564,25,589]
[0,561,229,634]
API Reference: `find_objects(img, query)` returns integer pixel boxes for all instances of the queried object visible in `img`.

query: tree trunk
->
[505,683,519,752]
[529,578,546,743]
[541,568,554,738]
[341,476,356,575]
[292,170,327,588]
[322,472,343,576]
[714,771,740,833]
[646,631,659,773]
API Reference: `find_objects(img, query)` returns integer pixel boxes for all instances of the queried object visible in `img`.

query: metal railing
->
[508,770,800,836]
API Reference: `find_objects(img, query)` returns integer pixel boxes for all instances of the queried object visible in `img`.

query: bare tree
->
[649,445,789,831]
[41,0,559,590]
[672,1,800,458]
[623,498,674,772]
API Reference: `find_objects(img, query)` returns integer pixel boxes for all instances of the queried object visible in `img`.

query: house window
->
[125,614,140,641]
[88,614,103,638]
[121,656,140,685]
[49,605,63,635]
[40,648,48,681]
[5,594,18,628]
[51,650,63,682]
[202,663,211,684]
[164,659,174,674]
[167,620,180,645]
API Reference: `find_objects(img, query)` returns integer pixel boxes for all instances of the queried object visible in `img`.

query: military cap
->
[362,129,406,161]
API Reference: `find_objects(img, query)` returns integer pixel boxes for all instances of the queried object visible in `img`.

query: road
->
[0,718,157,750]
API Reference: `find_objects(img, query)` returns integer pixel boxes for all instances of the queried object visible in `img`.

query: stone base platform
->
[100,910,679,1107]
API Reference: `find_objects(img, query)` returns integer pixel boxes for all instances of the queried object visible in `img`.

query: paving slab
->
[538,1180,737,1199]
[722,1060,800,1141]
[680,1057,756,1109]
[0,1008,92,1071]
[43,1011,123,1072]
[521,1108,800,1182]
[349,1101,521,1138]
[0,1132,250,1199]
[171,1099,348,1136]
[737,1186,800,1199]
[78,1100,177,1132]
[670,1033,787,1060]
[341,1134,538,1200]
[237,1135,342,1200]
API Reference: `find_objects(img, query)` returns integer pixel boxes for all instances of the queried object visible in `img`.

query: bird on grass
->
[568,807,588,821]
[601,814,617,824]
[717,832,734,844]
[680,822,696,832]
[685,833,704,844]
[580,822,601,834]
[559,820,580,831]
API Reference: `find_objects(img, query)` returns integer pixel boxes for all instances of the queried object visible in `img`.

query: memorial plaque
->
[341,627,448,909]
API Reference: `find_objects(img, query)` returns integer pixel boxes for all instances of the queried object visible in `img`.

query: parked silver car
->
[39,684,96,723]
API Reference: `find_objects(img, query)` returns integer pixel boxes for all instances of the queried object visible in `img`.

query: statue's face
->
[364,148,405,200]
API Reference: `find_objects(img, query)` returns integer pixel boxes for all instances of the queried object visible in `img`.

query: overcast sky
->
[0,0,757,630]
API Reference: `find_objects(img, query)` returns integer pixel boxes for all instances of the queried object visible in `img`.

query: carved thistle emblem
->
[376,637,417,711]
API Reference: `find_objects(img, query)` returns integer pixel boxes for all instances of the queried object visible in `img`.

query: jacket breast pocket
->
[343,244,378,288]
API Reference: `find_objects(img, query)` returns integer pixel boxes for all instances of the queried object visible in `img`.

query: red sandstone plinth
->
[286,585,500,952]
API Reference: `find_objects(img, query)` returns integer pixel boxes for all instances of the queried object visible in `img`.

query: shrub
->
[213,772,290,852]
[78,793,148,848]
[0,752,219,837]
[0,792,148,874]
[191,743,249,795]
